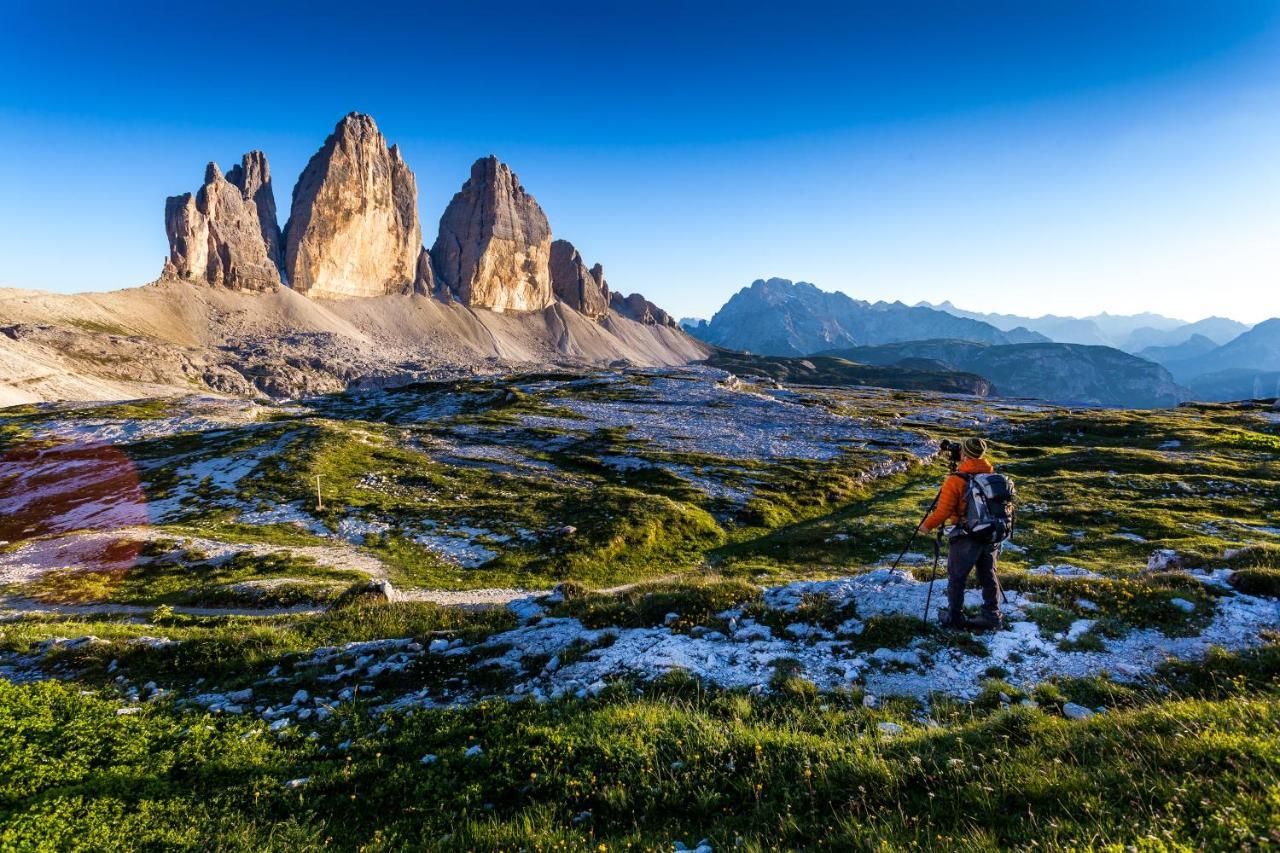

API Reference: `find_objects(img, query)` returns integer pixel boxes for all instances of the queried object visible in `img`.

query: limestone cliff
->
[163,153,283,291]
[432,156,554,312]
[550,240,610,319]
[284,113,422,299]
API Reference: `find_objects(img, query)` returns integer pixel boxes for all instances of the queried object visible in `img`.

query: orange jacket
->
[923,457,994,532]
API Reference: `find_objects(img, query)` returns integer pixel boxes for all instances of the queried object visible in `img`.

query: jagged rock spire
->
[431,156,554,312]
[162,152,283,291]
[550,240,610,320]
[284,112,422,299]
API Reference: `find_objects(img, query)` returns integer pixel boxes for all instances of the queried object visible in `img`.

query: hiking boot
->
[937,607,969,630]
[970,608,1004,631]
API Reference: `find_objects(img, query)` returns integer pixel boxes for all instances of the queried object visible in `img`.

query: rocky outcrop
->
[284,113,422,299]
[225,151,283,270]
[550,240,609,319]
[163,153,284,291]
[432,156,554,312]
[610,291,676,328]
[414,248,435,297]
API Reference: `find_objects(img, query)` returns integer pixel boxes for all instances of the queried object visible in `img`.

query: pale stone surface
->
[432,156,554,312]
[163,153,283,291]
[284,113,422,300]
[550,240,609,319]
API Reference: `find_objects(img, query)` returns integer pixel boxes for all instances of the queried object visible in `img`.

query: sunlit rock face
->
[284,113,422,299]
[431,156,554,312]
[550,239,609,320]
[163,152,283,291]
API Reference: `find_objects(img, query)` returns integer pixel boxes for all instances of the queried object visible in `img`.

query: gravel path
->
[0,527,388,587]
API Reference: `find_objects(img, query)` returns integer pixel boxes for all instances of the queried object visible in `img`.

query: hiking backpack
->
[954,472,1016,542]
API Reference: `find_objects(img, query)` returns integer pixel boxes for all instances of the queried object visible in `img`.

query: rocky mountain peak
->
[431,156,554,312]
[224,150,282,269]
[550,240,609,319]
[610,291,677,328]
[284,112,423,299]
[162,151,284,291]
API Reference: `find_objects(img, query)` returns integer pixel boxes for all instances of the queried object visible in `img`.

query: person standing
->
[919,437,1004,629]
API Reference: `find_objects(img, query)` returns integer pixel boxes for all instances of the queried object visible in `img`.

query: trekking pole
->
[922,530,943,621]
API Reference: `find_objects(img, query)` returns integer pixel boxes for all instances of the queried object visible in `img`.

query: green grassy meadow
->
[1,372,1278,849]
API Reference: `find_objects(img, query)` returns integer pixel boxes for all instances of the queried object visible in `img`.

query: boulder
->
[284,113,422,299]
[163,154,284,291]
[1146,549,1185,573]
[1062,702,1095,720]
[550,240,609,319]
[431,156,554,311]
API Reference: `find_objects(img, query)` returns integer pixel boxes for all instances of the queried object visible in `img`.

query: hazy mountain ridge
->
[691,278,1044,357]
[922,301,1250,351]
[820,339,1189,407]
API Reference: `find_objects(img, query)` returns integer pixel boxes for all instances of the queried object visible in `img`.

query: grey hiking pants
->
[947,535,1000,617]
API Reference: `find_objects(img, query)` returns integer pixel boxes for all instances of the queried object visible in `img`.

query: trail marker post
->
[315,475,324,511]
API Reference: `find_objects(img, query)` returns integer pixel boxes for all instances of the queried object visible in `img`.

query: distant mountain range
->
[686,278,1277,405]
[684,278,1046,357]
[918,301,1251,352]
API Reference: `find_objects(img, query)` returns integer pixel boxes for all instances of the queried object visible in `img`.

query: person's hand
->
[917,522,931,534]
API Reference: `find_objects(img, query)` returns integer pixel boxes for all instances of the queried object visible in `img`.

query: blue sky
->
[2,0,1279,322]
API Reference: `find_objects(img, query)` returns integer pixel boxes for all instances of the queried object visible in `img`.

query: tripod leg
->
[892,488,942,573]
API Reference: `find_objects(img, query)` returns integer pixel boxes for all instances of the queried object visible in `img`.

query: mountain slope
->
[1137,333,1219,367]
[1167,318,1280,379]
[0,280,706,405]
[693,279,1041,356]
[1123,316,1251,351]
[821,339,1188,407]
[703,349,994,396]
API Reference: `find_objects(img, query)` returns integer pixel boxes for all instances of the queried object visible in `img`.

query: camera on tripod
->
[938,439,962,471]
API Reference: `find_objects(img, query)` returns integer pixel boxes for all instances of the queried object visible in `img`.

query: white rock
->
[283,777,310,789]
[877,722,904,736]
[464,745,484,758]
[862,694,879,709]
[1062,702,1094,720]
[291,689,310,705]
[116,707,142,716]
[420,754,438,765]
[428,639,451,653]
[269,718,290,732]
[1170,598,1196,613]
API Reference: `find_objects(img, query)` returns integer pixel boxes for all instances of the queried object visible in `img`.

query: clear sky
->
[2,0,1279,323]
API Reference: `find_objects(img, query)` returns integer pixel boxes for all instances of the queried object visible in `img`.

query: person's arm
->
[921,475,961,532]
